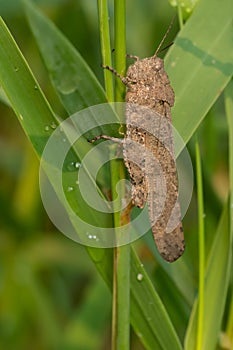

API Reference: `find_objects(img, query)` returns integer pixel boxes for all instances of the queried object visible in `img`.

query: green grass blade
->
[0,17,56,157]
[225,79,233,345]
[109,145,130,350]
[184,199,231,350]
[0,13,113,258]
[114,0,126,102]
[115,244,130,350]
[97,0,114,101]
[195,138,205,350]
[166,0,233,146]
[112,2,129,349]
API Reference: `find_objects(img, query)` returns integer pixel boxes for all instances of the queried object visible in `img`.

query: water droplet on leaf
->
[137,273,144,281]
[50,122,57,129]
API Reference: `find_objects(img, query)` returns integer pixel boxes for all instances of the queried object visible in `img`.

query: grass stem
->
[97,0,114,101]
[195,137,205,350]
[114,0,126,101]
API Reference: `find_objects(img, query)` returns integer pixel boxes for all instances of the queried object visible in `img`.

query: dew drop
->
[57,81,77,95]
[75,162,81,169]
[50,122,57,129]
[44,125,50,131]
[67,186,74,192]
[67,161,81,171]
[137,273,144,282]
[14,67,19,72]
[34,85,38,90]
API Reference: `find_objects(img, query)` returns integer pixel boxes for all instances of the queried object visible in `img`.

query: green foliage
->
[0,0,232,349]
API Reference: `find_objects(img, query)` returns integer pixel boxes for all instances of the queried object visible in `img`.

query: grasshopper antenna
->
[154,15,176,56]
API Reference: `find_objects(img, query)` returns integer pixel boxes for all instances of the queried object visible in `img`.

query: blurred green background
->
[0,0,229,349]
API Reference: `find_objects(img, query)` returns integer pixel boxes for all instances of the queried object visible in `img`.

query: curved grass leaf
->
[0,14,114,273]
[224,79,233,346]
[166,0,233,147]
